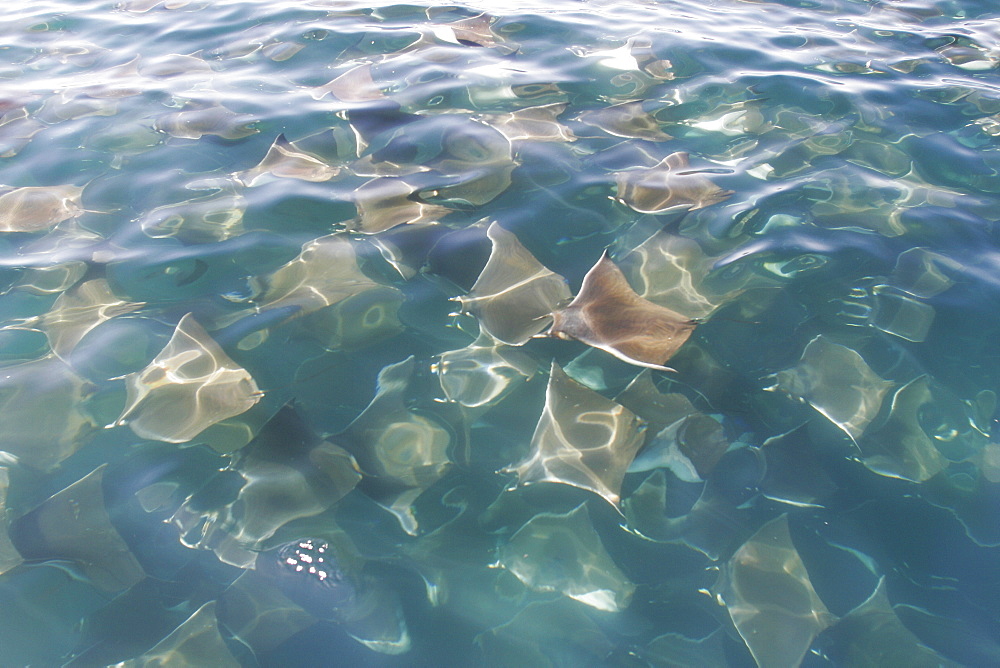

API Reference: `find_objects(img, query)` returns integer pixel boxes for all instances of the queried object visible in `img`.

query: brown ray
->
[550,252,696,370]
[615,152,733,213]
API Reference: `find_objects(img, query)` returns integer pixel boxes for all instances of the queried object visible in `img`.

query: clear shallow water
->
[1,0,1000,665]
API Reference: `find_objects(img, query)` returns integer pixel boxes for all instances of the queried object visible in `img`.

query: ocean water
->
[1,0,1000,665]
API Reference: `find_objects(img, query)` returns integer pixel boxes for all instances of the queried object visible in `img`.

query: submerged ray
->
[345,356,452,498]
[0,107,44,158]
[0,468,22,576]
[614,369,697,430]
[499,503,634,612]
[459,222,571,346]
[772,335,893,442]
[620,230,753,319]
[628,413,728,482]
[116,313,262,443]
[236,133,342,186]
[0,355,98,471]
[114,601,238,668]
[423,119,518,206]
[219,529,410,655]
[475,598,612,665]
[254,234,381,315]
[551,252,697,370]
[507,361,645,507]
[578,101,672,141]
[824,578,961,667]
[0,184,86,232]
[154,103,258,140]
[759,424,838,507]
[615,152,733,213]
[310,63,385,102]
[436,332,538,409]
[219,571,316,655]
[169,404,361,567]
[40,278,146,360]
[12,260,88,295]
[349,177,452,234]
[478,103,576,143]
[713,515,835,668]
[859,375,945,482]
[139,188,246,243]
[9,465,145,592]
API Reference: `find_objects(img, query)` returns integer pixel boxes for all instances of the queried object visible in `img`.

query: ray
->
[154,103,259,140]
[823,578,960,667]
[299,285,405,351]
[0,354,98,471]
[0,107,44,158]
[116,313,262,443]
[640,629,727,668]
[475,598,612,665]
[859,375,945,482]
[253,234,382,316]
[344,356,452,497]
[9,465,145,592]
[36,93,119,123]
[628,413,728,482]
[137,52,213,79]
[577,101,672,141]
[435,331,538,409]
[575,36,674,80]
[169,404,361,567]
[236,133,343,186]
[506,361,645,507]
[40,278,146,361]
[619,229,754,320]
[771,335,893,442]
[310,63,386,102]
[498,503,635,612]
[613,369,697,429]
[64,56,145,99]
[445,12,511,50]
[0,468,22,576]
[550,252,697,370]
[422,120,517,206]
[713,515,835,668]
[615,152,733,213]
[220,570,316,655]
[478,103,576,143]
[11,260,87,295]
[349,177,453,234]
[256,537,411,656]
[459,222,571,346]
[139,187,246,243]
[0,184,86,232]
[759,424,838,507]
[116,601,239,667]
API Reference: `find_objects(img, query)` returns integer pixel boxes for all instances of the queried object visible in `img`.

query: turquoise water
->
[1,0,1000,665]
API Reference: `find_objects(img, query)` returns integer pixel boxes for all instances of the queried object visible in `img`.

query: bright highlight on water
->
[1,0,999,665]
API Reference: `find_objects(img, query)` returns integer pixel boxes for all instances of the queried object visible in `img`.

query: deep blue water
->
[1,0,1000,665]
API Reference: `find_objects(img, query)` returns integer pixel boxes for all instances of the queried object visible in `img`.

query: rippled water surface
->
[2,0,1000,665]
